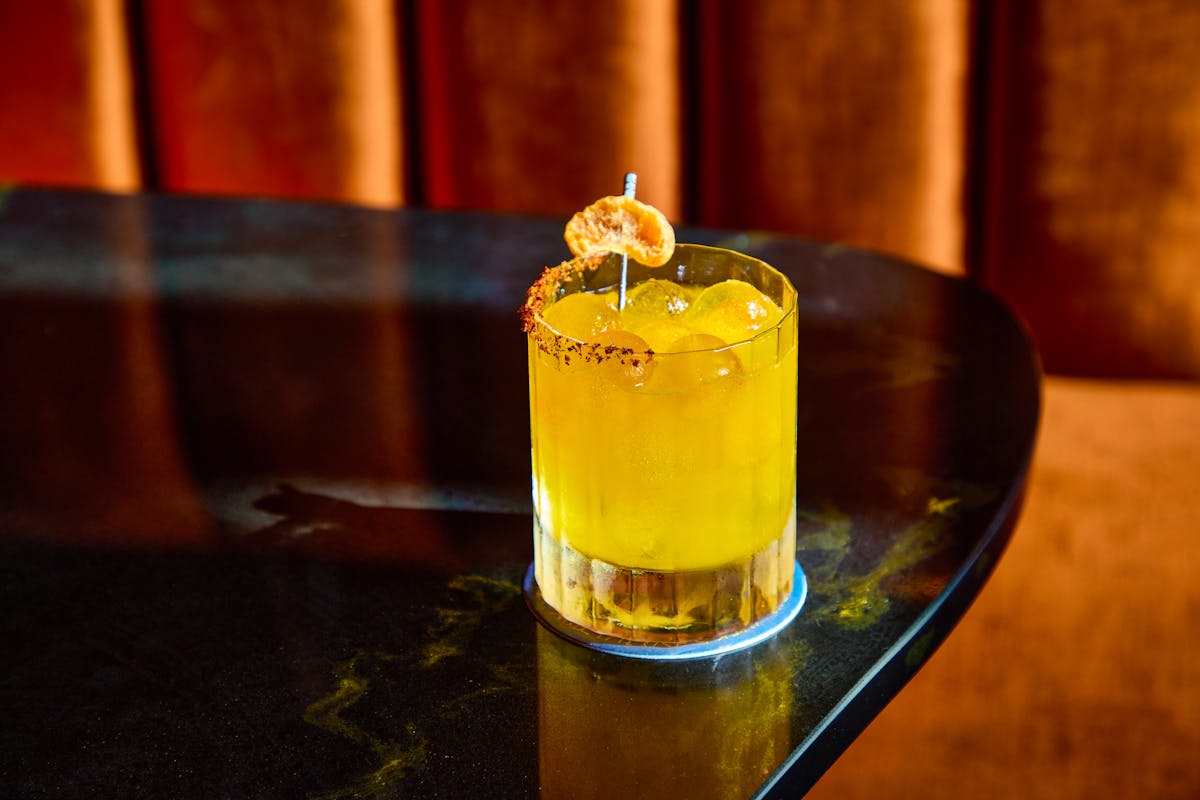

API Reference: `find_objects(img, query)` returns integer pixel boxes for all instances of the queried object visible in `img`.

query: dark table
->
[0,188,1040,798]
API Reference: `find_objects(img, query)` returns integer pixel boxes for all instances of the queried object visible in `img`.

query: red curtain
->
[2,0,1199,378]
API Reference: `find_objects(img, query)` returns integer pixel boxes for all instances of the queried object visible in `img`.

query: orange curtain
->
[695,0,968,275]
[0,0,139,190]
[1,0,1199,378]
[979,1,1200,379]
[140,0,403,205]
[416,0,681,218]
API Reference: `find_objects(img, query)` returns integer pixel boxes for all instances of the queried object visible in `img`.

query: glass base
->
[523,560,806,661]
[532,511,797,643]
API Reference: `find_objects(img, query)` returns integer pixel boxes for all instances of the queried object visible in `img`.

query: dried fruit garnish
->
[563,194,675,267]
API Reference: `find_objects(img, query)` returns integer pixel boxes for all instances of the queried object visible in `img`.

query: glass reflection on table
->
[537,626,796,798]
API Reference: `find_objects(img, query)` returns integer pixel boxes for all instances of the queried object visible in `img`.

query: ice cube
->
[628,319,694,352]
[582,330,654,390]
[620,278,691,329]
[644,332,743,393]
[683,280,781,345]
[542,291,619,341]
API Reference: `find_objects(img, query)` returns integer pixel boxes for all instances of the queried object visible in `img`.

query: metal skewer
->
[618,172,637,311]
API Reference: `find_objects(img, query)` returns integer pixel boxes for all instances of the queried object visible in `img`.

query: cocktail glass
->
[524,244,803,657]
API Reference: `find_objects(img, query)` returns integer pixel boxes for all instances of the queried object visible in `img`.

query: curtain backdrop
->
[2,0,1198,378]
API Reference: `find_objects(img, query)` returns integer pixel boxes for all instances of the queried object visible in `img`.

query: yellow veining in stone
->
[303,560,827,798]
[441,663,530,718]
[789,637,815,671]
[832,507,959,629]
[927,495,960,516]
[797,471,998,629]
[796,503,854,553]
[304,652,427,800]
[421,574,521,667]
[302,573,532,798]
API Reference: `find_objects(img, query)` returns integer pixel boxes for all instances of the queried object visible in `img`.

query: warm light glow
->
[919,0,967,274]
[341,0,403,207]
[621,0,681,219]
[89,0,140,191]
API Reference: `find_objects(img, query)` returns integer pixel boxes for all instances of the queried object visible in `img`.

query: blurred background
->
[1,1,1197,796]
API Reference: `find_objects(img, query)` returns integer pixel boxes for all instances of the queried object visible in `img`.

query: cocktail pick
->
[618,172,637,311]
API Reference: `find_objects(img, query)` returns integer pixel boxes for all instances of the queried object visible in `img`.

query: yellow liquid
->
[528,247,798,642]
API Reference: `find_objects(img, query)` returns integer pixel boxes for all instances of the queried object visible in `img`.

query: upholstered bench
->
[2,2,1196,795]
[811,377,1200,797]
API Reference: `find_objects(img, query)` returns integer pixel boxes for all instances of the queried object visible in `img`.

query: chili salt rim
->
[520,253,656,369]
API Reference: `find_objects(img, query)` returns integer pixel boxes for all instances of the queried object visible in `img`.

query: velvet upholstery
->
[416,0,682,218]
[1,2,1197,796]
[808,376,1200,799]
[980,2,1200,379]
[696,0,969,274]
[0,0,139,190]
[141,0,405,205]
[3,1,1199,377]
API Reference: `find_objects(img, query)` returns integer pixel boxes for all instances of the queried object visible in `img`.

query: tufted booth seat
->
[1,2,1197,796]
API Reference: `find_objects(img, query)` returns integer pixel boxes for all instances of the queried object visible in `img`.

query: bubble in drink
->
[684,279,782,345]
[542,291,619,341]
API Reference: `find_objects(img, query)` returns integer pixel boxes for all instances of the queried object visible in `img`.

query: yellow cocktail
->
[525,244,798,643]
